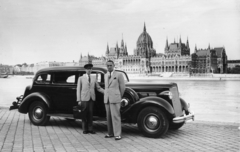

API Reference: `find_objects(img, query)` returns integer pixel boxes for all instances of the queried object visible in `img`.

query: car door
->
[51,71,79,113]
[91,71,106,117]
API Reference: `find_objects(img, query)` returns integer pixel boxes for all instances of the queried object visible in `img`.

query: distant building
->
[190,45,218,74]
[214,47,228,73]
[151,37,191,73]
[79,54,106,68]
[0,64,13,74]
[98,24,191,74]
[11,23,230,76]
[227,60,240,69]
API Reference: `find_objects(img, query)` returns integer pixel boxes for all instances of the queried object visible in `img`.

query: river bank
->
[4,74,240,81]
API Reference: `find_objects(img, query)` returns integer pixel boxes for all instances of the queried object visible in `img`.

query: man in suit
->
[103,60,125,140]
[76,63,103,134]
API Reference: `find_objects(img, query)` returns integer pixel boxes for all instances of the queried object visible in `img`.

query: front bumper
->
[9,95,23,110]
[172,111,195,123]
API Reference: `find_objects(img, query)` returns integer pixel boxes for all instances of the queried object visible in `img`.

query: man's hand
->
[78,102,81,106]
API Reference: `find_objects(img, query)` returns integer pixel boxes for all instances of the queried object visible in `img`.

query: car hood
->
[126,81,177,88]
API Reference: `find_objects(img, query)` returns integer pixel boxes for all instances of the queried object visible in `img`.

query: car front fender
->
[121,96,175,123]
[18,92,51,114]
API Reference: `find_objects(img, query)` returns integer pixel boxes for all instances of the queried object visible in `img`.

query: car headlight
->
[159,91,173,99]
[121,98,129,107]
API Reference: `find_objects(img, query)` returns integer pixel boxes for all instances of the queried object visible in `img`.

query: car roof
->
[36,66,108,74]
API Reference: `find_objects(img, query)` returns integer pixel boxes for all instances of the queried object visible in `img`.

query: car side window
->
[90,73,101,83]
[35,74,51,84]
[66,75,75,83]
[53,72,77,85]
[90,71,104,83]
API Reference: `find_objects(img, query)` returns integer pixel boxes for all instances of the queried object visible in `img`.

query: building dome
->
[137,23,153,48]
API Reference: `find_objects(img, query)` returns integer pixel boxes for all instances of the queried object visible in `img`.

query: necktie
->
[109,72,111,79]
[88,76,91,83]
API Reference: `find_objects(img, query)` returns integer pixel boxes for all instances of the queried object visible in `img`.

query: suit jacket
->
[104,71,125,104]
[76,74,102,102]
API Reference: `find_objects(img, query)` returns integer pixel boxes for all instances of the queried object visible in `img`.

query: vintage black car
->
[10,66,194,138]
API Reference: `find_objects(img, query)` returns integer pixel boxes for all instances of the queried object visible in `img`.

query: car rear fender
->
[122,96,175,123]
[18,92,51,114]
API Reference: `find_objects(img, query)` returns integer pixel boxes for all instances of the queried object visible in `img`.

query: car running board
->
[47,113,74,119]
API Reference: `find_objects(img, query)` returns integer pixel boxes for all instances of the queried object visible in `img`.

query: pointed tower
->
[143,22,146,32]
[179,36,182,47]
[195,44,197,53]
[208,43,210,50]
[116,42,119,58]
[106,43,109,57]
[79,53,82,63]
[165,37,168,49]
[121,34,124,48]
[165,37,168,54]
[186,37,190,55]
[125,44,128,56]
[87,52,92,64]
[186,37,189,48]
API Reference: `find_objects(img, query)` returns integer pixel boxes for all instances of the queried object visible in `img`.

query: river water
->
[1,76,240,124]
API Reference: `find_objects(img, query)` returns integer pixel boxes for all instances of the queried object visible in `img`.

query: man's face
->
[85,68,92,75]
[106,62,114,72]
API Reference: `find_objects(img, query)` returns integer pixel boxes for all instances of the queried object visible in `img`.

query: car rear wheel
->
[28,101,50,126]
[137,107,169,138]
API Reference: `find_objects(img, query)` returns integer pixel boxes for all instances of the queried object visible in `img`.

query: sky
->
[0,0,240,65]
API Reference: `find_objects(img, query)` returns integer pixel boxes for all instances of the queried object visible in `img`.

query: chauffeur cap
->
[84,63,93,69]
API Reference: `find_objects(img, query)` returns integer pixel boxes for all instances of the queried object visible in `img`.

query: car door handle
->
[70,88,76,90]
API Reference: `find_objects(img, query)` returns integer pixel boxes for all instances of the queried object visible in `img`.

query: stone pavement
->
[0,109,239,152]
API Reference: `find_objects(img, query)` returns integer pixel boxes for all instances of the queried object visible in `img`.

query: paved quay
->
[0,109,239,152]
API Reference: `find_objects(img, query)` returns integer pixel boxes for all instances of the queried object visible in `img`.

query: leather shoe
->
[88,131,96,134]
[115,136,122,140]
[105,134,114,138]
[83,131,88,134]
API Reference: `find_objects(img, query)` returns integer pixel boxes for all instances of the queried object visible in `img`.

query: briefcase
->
[73,105,83,119]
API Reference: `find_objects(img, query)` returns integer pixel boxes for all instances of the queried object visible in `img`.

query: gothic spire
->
[106,43,109,54]
[186,37,189,48]
[125,43,128,56]
[79,53,82,62]
[179,35,182,48]
[165,37,168,49]
[144,22,146,32]
[121,34,124,48]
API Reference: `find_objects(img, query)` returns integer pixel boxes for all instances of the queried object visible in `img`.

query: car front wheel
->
[137,107,169,138]
[28,101,50,126]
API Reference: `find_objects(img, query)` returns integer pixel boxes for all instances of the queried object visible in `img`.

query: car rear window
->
[52,72,78,85]
[35,74,51,84]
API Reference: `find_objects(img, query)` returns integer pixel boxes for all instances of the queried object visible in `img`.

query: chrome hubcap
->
[145,115,159,130]
[33,107,43,120]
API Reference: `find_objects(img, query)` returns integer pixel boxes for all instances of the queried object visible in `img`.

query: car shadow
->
[27,117,189,139]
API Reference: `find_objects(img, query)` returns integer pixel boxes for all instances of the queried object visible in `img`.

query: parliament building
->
[13,23,227,75]
[80,23,192,74]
